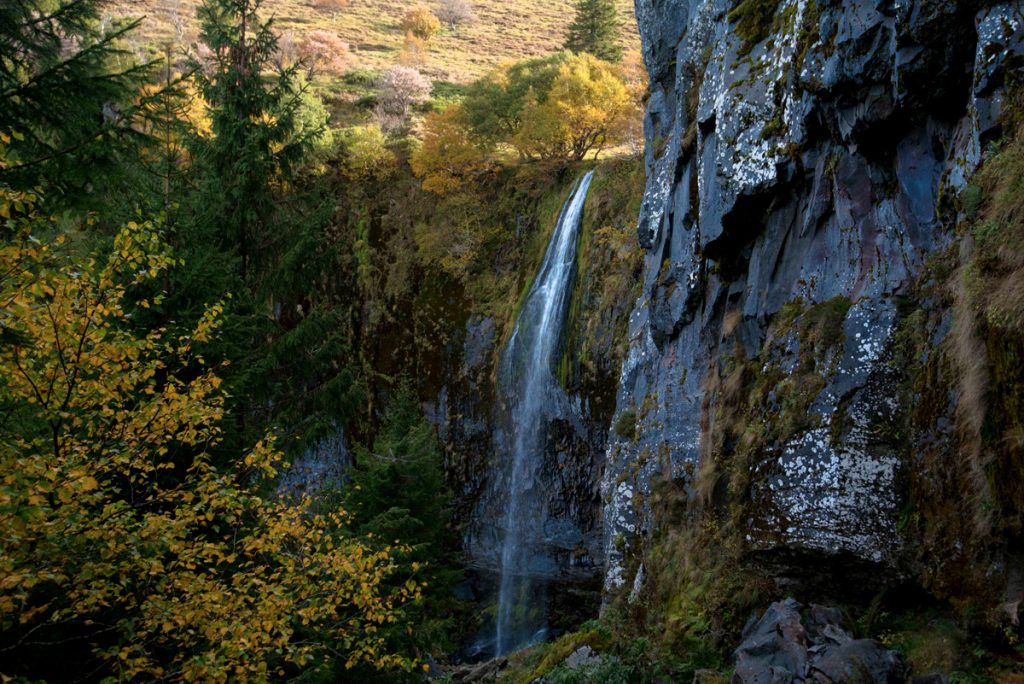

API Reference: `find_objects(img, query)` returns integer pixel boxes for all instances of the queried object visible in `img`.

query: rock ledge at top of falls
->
[601,0,1024,595]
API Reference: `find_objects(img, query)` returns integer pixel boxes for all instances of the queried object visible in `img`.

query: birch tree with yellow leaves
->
[0,143,421,681]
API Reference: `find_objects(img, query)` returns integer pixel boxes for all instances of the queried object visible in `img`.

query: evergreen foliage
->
[0,0,154,205]
[564,0,623,63]
[159,0,362,459]
[192,0,314,278]
[344,391,467,668]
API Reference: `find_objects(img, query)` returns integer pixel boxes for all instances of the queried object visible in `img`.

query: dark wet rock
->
[449,656,507,683]
[732,599,907,684]
[602,0,1024,595]
[910,674,950,684]
[733,599,810,684]
[275,428,350,500]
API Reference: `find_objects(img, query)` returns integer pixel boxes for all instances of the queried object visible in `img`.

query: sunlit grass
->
[112,0,640,84]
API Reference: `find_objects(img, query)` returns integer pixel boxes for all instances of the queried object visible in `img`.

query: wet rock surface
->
[602,0,1024,594]
[275,428,351,500]
[733,599,907,684]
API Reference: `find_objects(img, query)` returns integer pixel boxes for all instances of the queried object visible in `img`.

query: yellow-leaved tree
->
[515,53,635,161]
[0,139,420,681]
[411,106,495,194]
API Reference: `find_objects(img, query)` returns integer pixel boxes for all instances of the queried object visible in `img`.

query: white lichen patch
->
[756,426,900,562]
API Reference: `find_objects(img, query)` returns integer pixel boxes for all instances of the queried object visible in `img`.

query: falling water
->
[495,171,595,656]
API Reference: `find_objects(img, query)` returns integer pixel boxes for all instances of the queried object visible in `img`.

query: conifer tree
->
[0,0,153,205]
[564,0,623,63]
[169,0,355,458]
[192,0,312,279]
[345,391,466,662]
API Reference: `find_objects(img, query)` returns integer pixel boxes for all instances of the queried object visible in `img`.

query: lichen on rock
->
[602,0,1024,605]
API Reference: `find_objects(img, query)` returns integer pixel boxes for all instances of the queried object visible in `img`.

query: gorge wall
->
[602,0,1024,619]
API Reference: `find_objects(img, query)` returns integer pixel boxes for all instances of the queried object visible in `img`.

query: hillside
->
[109,0,640,83]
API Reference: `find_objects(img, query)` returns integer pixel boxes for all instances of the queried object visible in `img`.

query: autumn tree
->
[401,6,442,41]
[0,163,420,681]
[565,0,623,63]
[298,29,351,77]
[516,52,634,160]
[461,53,567,147]
[374,64,431,131]
[436,0,476,29]
[411,106,494,194]
[340,123,397,181]
[459,52,634,162]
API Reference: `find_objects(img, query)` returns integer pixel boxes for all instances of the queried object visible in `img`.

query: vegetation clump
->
[728,0,783,57]
[412,51,637,195]
[297,29,351,77]
[436,0,477,29]
[374,64,432,131]
[401,5,442,41]
[615,409,639,440]
[0,177,418,680]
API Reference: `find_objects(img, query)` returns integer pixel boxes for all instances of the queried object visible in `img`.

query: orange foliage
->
[298,29,350,76]
[411,106,494,194]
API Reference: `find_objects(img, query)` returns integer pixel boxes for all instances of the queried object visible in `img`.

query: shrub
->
[298,29,350,76]
[340,124,396,180]
[399,31,428,66]
[401,5,442,41]
[436,0,476,29]
[312,0,348,11]
[374,64,431,130]
[614,409,638,440]
[411,105,494,194]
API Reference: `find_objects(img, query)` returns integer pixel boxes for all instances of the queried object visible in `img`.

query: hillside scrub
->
[401,6,442,41]
[437,0,477,29]
[103,0,638,84]
[412,51,638,193]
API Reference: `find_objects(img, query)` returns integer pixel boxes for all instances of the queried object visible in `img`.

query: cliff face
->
[604,0,1024,600]
[427,163,645,609]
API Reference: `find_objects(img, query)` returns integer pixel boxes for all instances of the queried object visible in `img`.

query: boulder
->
[733,600,908,684]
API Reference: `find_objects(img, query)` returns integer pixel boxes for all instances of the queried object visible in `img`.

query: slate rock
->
[732,600,907,684]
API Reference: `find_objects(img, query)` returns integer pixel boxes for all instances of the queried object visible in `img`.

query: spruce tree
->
[344,391,466,663]
[193,0,311,279]
[167,0,356,458]
[0,0,153,206]
[564,0,623,63]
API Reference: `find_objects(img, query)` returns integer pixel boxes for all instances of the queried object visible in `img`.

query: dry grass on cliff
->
[948,120,1024,537]
[109,0,639,84]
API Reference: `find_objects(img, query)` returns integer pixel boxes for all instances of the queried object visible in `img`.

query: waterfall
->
[495,171,595,656]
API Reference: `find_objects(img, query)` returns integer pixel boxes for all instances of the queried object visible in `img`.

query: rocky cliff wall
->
[603,0,1024,602]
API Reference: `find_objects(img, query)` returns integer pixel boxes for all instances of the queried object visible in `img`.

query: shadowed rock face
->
[603,0,1024,594]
